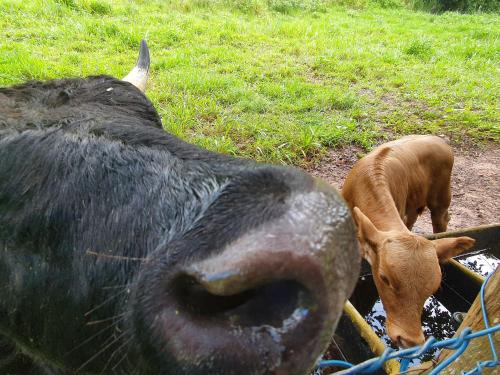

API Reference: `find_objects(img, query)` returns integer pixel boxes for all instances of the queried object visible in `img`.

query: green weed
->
[0,0,498,166]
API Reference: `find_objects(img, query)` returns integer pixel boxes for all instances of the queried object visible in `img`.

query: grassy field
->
[1,0,498,165]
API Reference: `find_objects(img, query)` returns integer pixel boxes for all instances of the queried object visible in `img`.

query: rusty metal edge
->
[343,301,400,374]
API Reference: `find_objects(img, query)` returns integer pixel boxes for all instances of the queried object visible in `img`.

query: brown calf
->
[342,135,475,348]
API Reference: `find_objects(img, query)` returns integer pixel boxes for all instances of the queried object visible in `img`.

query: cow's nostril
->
[172,274,255,315]
[172,274,314,328]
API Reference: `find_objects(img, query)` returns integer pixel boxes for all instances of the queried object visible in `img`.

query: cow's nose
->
[162,242,345,374]
[134,173,360,374]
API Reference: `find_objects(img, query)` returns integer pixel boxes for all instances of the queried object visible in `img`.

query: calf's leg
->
[431,207,450,233]
[405,212,419,231]
[429,181,451,233]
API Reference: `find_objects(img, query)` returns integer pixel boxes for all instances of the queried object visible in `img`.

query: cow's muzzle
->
[133,177,360,374]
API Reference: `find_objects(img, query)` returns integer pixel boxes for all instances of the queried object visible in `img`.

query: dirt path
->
[307,143,499,234]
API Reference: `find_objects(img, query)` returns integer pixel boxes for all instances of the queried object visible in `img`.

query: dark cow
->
[0,41,360,375]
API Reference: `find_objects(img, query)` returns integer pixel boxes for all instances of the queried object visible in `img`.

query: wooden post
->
[412,268,500,374]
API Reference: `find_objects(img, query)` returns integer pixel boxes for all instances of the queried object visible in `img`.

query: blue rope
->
[318,270,499,374]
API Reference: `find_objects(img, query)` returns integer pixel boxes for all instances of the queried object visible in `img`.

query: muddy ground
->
[308,143,499,234]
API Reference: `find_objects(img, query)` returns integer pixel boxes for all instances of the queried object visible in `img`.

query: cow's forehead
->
[0,76,161,134]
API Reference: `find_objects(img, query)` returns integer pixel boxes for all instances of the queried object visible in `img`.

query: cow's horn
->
[122,39,150,92]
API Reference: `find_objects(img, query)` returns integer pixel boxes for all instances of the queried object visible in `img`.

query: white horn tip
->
[122,39,150,92]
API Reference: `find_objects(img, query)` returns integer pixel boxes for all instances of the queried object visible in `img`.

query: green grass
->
[1,0,498,165]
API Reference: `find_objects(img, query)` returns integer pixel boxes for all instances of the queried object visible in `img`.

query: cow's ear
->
[433,236,475,263]
[352,207,383,265]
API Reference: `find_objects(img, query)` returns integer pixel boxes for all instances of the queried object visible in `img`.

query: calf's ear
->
[433,236,475,263]
[352,207,383,265]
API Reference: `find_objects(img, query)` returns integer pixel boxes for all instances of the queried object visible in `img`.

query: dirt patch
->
[307,144,499,234]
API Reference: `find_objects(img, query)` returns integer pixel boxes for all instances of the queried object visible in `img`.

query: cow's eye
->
[380,274,390,286]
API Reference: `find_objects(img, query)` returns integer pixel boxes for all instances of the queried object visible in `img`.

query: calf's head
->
[353,207,475,348]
